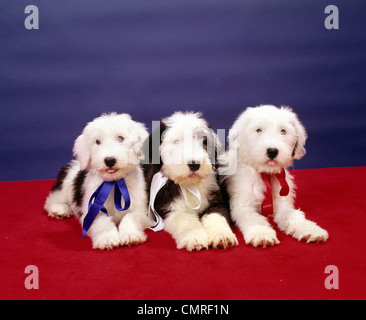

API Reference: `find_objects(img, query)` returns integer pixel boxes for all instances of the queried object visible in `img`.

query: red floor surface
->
[1,167,365,300]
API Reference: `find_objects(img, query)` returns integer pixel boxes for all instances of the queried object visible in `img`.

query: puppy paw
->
[208,230,238,249]
[119,231,147,247]
[92,229,120,250]
[288,220,329,243]
[176,230,209,251]
[47,204,73,219]
[244,225,279,248]
[202,213,238,249]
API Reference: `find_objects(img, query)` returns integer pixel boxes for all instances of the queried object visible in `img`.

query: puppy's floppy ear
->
[227,107,251,153]
[130,121,149,160]
[290,111,307,160]
[73,133,90,170]
[134,121,149,144]
[205,123,221,164]
[227,126,238,149]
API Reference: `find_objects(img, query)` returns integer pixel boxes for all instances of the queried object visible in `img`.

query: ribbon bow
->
[260,169,290,215]
[82,178,131,238]
[149,172,167,232]
[149,172,201,232]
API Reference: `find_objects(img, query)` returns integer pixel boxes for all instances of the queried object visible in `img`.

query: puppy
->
[44,113,150,250]
[143,111,238,251]
[219,105,328,247]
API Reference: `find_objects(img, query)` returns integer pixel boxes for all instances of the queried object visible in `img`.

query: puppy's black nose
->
[266,148,279,159]
[188,161,200,172]
[104,157,116,168]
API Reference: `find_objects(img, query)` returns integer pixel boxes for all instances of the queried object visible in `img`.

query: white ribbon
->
[179,185,201,210]
[148,172,202,231]
[149,172,167,232]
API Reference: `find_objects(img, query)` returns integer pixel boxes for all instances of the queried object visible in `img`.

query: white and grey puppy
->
[144,111,238,251]
[219,105,328,247]
[44,113,150,250]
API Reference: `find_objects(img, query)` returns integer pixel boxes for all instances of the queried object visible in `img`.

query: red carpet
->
[1,167,366,300]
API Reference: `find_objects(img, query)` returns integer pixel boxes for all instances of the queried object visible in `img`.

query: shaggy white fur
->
[219,105,329,247]
[44,113,150,250]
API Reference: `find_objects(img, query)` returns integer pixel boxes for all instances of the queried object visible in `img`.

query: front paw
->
[176,229,209,251]
[202,213,238,249]
[92,229,120,250]
[47,203,73,219]
[288,220,329,243]
[208,230,238,249]
[244,225,279,248]
[119,231,147,247]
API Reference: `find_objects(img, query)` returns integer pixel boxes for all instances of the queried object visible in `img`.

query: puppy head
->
[230,105,307,174]
[73,113,148,181]
[158,112,219,187]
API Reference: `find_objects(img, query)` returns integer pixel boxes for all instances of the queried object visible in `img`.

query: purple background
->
[1,0,365,181]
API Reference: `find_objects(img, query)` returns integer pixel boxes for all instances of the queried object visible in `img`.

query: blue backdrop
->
[1,0,365,181]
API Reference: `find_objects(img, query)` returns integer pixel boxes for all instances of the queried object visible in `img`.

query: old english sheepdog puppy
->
[44,113,150,250]
[219,105,328,247]
[143,112,238,251]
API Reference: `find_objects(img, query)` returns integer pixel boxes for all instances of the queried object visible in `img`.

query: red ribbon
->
[260,169,290,215]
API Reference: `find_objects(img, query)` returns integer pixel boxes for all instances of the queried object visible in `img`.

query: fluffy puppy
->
[143,111,238,251]
[219,105,328,247]
[44,113,150,250]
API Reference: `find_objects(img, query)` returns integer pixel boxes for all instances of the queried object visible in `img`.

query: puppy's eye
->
[281,129,287,135]
[173,139,181,145]
[117,136,124,142]
[96,139,101,145]
[256,128,262,133]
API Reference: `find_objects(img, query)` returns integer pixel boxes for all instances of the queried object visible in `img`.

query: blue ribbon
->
[82,178,131,238]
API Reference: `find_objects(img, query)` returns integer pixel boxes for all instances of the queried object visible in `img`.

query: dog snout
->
[188,160,200,172]
[104,157,116,168]
[266,148,278,160]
